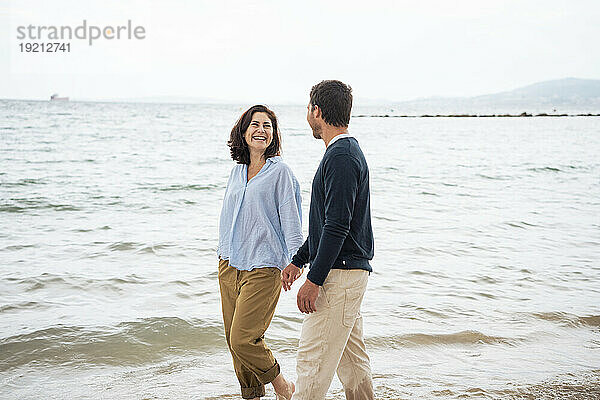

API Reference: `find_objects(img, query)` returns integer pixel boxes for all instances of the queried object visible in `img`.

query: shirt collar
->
[327,133,352,148]
[266,155,281,163]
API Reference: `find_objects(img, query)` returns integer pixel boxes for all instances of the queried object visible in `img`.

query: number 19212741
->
[19,42,71,52]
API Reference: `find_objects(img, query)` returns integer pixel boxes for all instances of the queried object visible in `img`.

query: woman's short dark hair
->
[228,105,281,164]
[309,80,353,127]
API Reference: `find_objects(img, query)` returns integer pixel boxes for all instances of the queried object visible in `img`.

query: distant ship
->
[50,93,69,101]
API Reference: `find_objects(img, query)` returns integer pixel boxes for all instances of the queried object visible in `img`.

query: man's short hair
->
[309,80,353,127]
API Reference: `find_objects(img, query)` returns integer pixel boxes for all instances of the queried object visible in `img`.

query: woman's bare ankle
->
[272,373,295,399]
[272,373,290,390]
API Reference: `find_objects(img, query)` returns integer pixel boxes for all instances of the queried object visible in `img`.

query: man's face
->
[307,103,321,139]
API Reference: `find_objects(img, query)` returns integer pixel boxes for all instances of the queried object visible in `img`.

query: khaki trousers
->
[218,258,282,399]
[292,269,374,400]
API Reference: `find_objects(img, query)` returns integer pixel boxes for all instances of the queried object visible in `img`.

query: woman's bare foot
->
[272,373,295,400]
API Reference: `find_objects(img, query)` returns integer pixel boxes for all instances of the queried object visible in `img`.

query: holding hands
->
[281,263,320,314]
[281,263,303,291]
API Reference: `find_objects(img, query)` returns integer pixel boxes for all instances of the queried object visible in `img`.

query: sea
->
[1,99,599,399]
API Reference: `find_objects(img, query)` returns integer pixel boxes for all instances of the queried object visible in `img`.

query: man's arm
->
[306,153,360,286]
[291,238,309,268]
[296,153,360,313]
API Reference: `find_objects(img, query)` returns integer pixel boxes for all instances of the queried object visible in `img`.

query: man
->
[282,80,375,400]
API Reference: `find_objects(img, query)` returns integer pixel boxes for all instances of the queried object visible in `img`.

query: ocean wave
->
[0,198,81,213]
[134,183,221,192]
[105,241,180,255]
[486,369,600,400]
[5,272,149,293]
[0,178,47,187]
[366,330,521,348]
[373,215,398,222]
[504,221,539,229]
[72,225,112,233]
[0,317,225,371]
[528,165,593,173]
[137,244,176,254]
[106,241,144,251]
[477,173,512,180]
[0,204,81,213]
[159,184,219,191]
[2,244,38,251]
[528,166,562,173]
[531,312,600,328]
[196,157,230,166]
[0,301,50,313]
[23,159,95,164]
[0,323,526,372]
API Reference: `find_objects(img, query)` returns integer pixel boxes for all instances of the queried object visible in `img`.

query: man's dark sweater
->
[291,136,374,286]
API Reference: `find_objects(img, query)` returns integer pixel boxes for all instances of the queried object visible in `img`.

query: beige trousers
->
[218,258,282,399]
[292,269,374,400]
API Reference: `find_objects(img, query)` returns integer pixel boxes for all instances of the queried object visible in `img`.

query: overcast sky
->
[1,0,599,103]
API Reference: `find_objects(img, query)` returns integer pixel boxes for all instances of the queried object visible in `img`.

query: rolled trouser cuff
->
[257,361,281,385]
[241,384,265,399]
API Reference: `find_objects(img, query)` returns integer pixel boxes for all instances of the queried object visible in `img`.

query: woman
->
[218,105,302,400]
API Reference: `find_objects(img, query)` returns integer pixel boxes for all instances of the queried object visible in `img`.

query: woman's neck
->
[249,151,265,168]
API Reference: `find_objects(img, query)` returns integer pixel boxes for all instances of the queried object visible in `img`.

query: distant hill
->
[57,78,600,113]
[476,78,600,102]
[387,78,600,114]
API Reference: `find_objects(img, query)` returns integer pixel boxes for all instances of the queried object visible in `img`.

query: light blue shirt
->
[218,156,303,271]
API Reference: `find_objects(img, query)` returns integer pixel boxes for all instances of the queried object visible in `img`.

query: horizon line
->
[2,76,600,106]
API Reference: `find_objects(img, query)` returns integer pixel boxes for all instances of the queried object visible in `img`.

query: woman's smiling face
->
[244,112,273,154]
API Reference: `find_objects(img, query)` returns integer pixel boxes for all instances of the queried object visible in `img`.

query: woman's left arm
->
[278,170,304,260]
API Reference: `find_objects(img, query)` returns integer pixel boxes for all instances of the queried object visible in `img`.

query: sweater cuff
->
[291,255,306,269]
[307,268,328,286]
